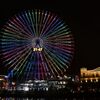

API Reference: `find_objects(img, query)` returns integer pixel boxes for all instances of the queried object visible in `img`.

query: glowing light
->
[33,48,43,51]
[46,87,48,91]
[12,82,16,85]
[24,87,29,91]
[90,79,93,82]
[63,81,66,84]
[96,79,98,82]
[64,75,67,78]
[0,9,74,81]
[0,78,4,81]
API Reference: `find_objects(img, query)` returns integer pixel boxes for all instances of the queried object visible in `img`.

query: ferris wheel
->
[0,9,74,81]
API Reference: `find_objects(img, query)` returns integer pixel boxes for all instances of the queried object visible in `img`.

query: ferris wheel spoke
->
[17,52,32,81]
[42,50,56,78]
[44,48,63,76]
[28,10,37,36]
[41,15,57,37]
[44,42,74,58]
[20,61,30,81]
[46,27,69,38]
[45,32,71,40]
[16,16,35,38]
[25,54,34,80]
[25,10,38,37]
[1,41,31,56]
[19,12,35,37]
[14,49,31,75]
[38,10,47,37]
[40,12,54,36]
[16,59,28,80]
[46,34,73,42]
[7,48,31,70]
[40,52,48,79]
[1,41,31,54]
[44,46,69,70]
[35,10,38,36]
[1,29,31,41]
[2,24,32,39]
[41,19,64,37]
[2,46,31,66]
[8,18,33,38]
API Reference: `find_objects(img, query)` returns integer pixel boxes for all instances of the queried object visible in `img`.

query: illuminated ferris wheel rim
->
[0,9,75,80]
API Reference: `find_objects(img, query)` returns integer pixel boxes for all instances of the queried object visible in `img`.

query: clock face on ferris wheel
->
[0,9,74,81]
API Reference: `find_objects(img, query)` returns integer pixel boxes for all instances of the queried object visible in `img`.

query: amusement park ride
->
[0,9,74,91]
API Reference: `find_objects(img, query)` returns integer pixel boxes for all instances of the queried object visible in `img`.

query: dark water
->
[0,97,68,100]
[0,97,83,100]
[0,97,46,100]
[0,97,100,100]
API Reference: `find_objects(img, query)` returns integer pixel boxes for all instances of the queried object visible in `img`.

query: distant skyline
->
[0,1,100,75]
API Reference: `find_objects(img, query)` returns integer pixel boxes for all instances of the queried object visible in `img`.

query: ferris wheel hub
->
[32,37,43,52]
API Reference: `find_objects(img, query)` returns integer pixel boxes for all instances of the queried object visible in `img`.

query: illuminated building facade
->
[80,67,100,82]
[16,79,68,92]
[0,75,8,90]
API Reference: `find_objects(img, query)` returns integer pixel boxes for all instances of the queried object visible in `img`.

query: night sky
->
[0,1,100,75]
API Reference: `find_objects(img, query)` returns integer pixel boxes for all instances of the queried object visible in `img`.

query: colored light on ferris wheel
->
[0,9,74,81]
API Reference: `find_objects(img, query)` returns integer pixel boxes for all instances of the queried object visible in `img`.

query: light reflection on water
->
[0,97,78,100]
[0,97,68,100]
[1,97,100,100]
[0,97,46,100]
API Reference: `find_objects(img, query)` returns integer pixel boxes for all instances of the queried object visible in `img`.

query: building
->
[80,67,100,82]
[16,79,67,92]
[0,75,8,90]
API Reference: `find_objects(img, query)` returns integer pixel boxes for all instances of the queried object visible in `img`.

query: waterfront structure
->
[16,77,70,91]
[0,75,8,90]
[80,67,100,82]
